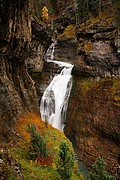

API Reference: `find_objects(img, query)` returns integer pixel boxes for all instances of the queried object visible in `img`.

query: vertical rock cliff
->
[34,1,120,176]
[0,0,38,141]
[0,0,119,177]
[65,77,120,175]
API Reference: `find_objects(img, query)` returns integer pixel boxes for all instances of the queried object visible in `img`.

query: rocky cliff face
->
[27,21,53,103]
[0,0,39,141]
[54,6,120,77]
[35,2,120,177]
[65,77,120,176]
[0,0,120,177]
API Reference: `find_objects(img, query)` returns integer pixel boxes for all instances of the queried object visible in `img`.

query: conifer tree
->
[28,124,48,159]
[56,142,75,180]
[90,157,114,180]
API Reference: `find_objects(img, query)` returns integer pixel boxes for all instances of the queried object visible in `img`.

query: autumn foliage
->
[42,6,49,23]
[11,112,82,179]
[35,155,53,166]
[17,113,53,167]
[17,112,52,137]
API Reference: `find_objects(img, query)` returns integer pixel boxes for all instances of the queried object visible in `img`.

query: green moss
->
[6,167,18,180]
[19,160,60,180]
[11,143,82,180]
[80,78,96,95]
[79,77,120,107]
[58,25,76,41]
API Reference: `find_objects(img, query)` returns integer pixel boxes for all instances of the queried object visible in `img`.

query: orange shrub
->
[16,112,54,167]
[17,112,48,138]
[35,155,53,167]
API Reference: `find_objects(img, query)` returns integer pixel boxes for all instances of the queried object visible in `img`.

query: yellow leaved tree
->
[42,6,49,23]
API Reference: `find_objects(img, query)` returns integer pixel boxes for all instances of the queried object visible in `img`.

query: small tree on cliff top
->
[42,6,49,23]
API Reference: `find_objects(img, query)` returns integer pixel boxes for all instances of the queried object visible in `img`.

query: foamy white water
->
[40,42,73,131]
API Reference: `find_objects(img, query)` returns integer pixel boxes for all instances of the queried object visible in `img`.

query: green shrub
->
[28,124,48,159]
[56,142,75,180]
[90,157,114,180]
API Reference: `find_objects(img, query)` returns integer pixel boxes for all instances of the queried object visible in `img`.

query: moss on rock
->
[77,6,117,34]
[58,25,76,41]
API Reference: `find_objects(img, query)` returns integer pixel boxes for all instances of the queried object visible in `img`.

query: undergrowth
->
[9,113,83,180]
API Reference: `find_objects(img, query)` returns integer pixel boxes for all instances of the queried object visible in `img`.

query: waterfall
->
[40,43,74,131]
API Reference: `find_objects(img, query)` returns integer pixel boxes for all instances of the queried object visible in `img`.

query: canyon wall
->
[0,0,39,141]
[65,77,120,175]
[54,2,120,177]
[0,0,119,177]
[35,1,120,177]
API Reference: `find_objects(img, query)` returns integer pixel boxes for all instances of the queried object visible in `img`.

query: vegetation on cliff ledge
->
[58,25,76,41]
[77,6,117,34]
[80,77,120,106]
[0,113,83,180]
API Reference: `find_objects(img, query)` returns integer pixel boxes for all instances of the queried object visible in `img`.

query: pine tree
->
[56,142,75,180]
[90,157,114,180]
[28,124,48,159]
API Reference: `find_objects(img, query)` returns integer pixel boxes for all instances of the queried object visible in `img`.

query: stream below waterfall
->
[40,42,74,131]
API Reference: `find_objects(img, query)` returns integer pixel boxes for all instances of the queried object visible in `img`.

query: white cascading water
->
[40,42,74,131]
